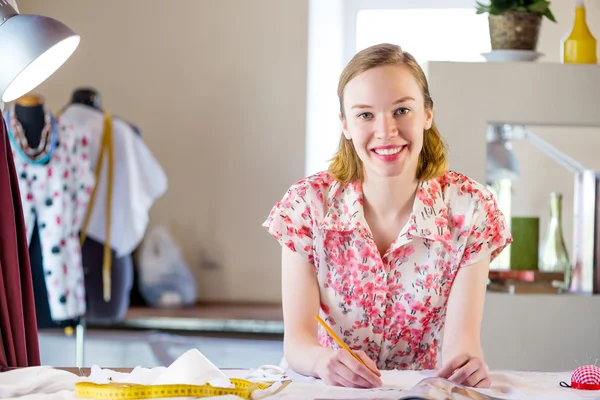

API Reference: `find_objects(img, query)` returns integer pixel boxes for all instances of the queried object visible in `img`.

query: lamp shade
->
[0,3,80,102]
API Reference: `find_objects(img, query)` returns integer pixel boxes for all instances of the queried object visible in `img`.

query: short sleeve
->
[262,183,315,264]
[460,187,512,268]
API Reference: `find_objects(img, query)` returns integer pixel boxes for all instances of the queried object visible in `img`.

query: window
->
[355,8,490,64]
[344,0,491,64]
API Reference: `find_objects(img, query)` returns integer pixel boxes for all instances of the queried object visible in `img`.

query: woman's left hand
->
[435,353,490,388]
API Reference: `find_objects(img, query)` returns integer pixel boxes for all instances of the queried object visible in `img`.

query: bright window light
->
[356,8,491,64]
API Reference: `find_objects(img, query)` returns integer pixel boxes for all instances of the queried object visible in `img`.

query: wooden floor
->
[110,302,285,335]
[56,367,133,376]
[125,302,283,321]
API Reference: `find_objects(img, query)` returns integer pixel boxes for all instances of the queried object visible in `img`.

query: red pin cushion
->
[560,365,600,390]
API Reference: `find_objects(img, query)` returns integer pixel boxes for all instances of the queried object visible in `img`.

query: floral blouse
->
[263,170,512,370]
[9,117,94,321]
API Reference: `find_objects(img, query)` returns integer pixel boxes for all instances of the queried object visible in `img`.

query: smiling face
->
[340,64,433,181]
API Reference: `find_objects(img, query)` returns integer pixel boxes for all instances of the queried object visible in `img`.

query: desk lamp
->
[0,0,81,368]
[0,0,80,104]
[486,123,600,294]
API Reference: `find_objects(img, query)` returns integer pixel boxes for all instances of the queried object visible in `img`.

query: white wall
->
[305,0,345,176]
[17,0,309,303]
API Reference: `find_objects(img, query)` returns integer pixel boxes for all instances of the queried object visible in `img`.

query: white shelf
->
[423,60,600,183]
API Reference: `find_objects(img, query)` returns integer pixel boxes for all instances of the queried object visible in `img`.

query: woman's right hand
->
[313,348,383,388]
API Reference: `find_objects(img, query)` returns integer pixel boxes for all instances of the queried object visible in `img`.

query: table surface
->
[2,366,599,400]
[53,367,599,398]
[54,367,133,376]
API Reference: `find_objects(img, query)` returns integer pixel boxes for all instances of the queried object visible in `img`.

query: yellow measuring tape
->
[79,111,114,303]
[75,378,276,399]
[56,106,115,303]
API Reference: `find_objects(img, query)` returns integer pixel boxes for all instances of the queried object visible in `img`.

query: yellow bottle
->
[562,0,597,64]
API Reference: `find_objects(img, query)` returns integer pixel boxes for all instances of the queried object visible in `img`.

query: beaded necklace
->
[5,103,58,165]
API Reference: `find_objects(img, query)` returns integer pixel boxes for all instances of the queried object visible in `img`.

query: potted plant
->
[476,0,557,51]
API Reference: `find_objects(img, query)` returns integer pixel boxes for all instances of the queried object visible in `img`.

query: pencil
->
[315,315,372,370]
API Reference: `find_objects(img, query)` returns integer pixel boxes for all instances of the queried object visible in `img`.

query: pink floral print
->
[263,170,512,370]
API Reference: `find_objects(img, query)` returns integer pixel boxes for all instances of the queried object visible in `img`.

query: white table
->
[0,366,598,399]
[264,368,599,400]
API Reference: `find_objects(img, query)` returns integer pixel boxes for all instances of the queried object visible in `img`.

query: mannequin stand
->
[75,320,85,367]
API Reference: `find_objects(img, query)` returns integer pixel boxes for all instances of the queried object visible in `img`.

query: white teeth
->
[374,147,403,156]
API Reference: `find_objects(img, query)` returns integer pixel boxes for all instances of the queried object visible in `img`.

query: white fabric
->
[58,104,167,257]
[1,366,598,400]
[0,367,79,400]
[151,349,232,388]
[0,363,281,400]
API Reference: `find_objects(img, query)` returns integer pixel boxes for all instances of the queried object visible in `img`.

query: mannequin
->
[71,88,102,110]
[11,95,81,330]
[68,87,136,324]
[59,88,166,319]
[13,95,45,148]
[69,87,141,136]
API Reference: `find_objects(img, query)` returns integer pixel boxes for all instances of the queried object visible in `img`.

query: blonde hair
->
[329,43,447,183]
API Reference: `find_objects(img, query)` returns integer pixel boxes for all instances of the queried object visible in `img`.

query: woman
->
[262,43,512,390]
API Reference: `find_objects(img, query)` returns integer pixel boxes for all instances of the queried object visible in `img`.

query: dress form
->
[69,87,141,136]
[14,95,45,148]
[68,88,135,324]
[12,94,81,330]
[71,87,102,110]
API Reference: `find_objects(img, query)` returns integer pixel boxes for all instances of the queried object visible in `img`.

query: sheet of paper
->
[379,369,434,389]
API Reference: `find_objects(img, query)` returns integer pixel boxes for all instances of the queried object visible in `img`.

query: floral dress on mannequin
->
[5,103,95,322]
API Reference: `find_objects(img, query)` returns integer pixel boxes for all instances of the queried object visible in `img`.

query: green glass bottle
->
[539,193,571,283]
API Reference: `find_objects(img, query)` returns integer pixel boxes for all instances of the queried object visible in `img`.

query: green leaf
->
[475,1,491,13]
[474,0,557,22]
[493,0,515,12]
[544,8,557,22]
[527,0,550,13]
[475,1,489,14]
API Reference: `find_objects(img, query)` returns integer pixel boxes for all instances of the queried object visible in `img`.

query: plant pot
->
[488,12,542,51]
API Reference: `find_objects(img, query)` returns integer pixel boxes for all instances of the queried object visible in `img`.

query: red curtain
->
[0,113,40,371]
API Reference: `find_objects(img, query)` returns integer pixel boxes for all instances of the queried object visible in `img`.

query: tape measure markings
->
[75,378,275,399]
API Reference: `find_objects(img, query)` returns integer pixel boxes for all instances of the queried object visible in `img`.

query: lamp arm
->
[0,2,18,26]
[520,127,588,174]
